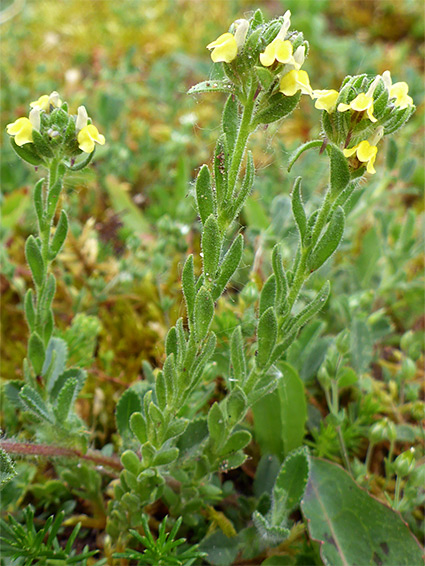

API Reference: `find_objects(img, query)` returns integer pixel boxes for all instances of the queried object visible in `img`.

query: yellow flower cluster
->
[6,92,105,154]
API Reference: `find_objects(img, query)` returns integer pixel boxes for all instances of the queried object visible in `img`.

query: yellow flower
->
[343,140,378,174]
[206,19,249,64]
[6,117,34,146]
[77,124,105,153]
[337,76,380,123]
[260,11,293,67]
[312,89,339,113]
[279,70,313,97]
[30,91,62,112]
[382,70,413,110]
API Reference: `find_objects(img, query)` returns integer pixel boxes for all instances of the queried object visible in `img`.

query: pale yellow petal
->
[350,93,371,112]
[207,33,237,63]
[343,145,358,158]
[279,70,298,96]
[337,102,351,112]
[6,117,33,146]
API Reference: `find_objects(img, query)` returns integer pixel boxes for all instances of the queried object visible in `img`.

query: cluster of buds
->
[6,91,105,168]
[205,10,415,176]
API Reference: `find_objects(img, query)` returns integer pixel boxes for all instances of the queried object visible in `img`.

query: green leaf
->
[259,275,276,317]
[152,447,179,466]
[188,80,235,95]
[33,178,45,229]
[327,144,350,196]
[283,281,330,340]
[116,389,142,438]
[279,363,307,456]
[230,327,247,385]
[211,234,244,301]
[46,180,63,218]
[254,92,301,125]
[301,457,424,566]
[195,164,215,224]
[155,371,167,410]
[24,289,36,332]
[256,307,277,370]
[19,384,53,423]
[232,150,255,217]
[130,412,148,445]
[225,386,247,427]
[67,149,95,171]
[182,254,196,323]
[10,138,44,165]
[0,448,17,489]
[255,66,275,90]
[222,94,239,151]
[121,450,141,475]
[291,177,307,243]
[214,134,228,206]
[202,214,221,280]
[53,377,79,423]
[32,130,54,157]
[272,245,288,313]
[287,140,323,172]
[43,337,68,390]
[207,402,226,446]
[194,286,214,342]
[274,446,309,514]
[28,332,45,375]
[308,207,345,272]
[163,353,177,402]
[222,430,251,455]
[25,235,45,288]
[165,326,178,358]
[50,210,68,259]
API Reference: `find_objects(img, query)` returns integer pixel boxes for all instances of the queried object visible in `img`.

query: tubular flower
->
[77,124,105,153]
[6,116,34,146]
[30,91,62,112]
[312,89,339,113]
[343,141,377,174]
[337,76,380,123]
[76,105,89,131]
[279,69,313,97]
[206,19,248,64]
[260,10,293,67]
[382,70,413,110]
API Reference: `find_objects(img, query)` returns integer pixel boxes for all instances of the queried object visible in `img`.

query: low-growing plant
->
[1,7,423,566]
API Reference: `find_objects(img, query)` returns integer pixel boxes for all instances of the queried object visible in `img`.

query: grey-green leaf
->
[19,384,53,423]
[188,80,235,95]
[24,289,36,332]
[194,286,214,342]
[196,164,215,224]
[53,377,79,423]
[291,177,307,243]
[202,214,221,280]
[116,389,142,438]
[301,457,424,566]
[182,255,196,323]
[274,446,309,515]
[230,327,246,385]
[327,144,350,196]
[28,332,45,375]
[256,307,277,370]
[0,448,17,489]
[212,234,243,301]
[308,207,345,272]
[222,95,238,151]
[50,210,68,259]
[259,274,276,317]
[25,235,45,288]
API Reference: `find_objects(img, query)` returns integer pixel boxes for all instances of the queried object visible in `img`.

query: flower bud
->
[369,418,397,444]
[393,448,415,478]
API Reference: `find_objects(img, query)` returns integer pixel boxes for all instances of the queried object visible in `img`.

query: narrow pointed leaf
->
[25,235,45,288]
[196,164,215,224]
[308,207,345,272]
[256,307,277,370]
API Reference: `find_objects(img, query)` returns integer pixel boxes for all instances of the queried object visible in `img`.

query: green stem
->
[393,475,402,509]
[226,82,256,202]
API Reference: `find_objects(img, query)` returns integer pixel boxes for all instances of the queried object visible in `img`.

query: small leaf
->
[196,164,215,224]
[0,448,17,489]
[254,92,301,125]
[230,327,247,385]
[202,215,221,280]
[19,384,53,423]
[226,386,247,427]
[182,255,196,323]
[222,430,251,454]
[327,144,350,196]
[255,66,275,90]
[214,134,228,206]
[272,244,288,313]
[10,138,44,165]
[287,140,323,172]
[188,80,235,95]
[165,326,178,357]
[207,402,226,446]
[121,450,141,475]
[211,234,244,301]
[350,319,372,374]
[28,332,45,375]
[116,389,142,438]
[155,371,167,411]
[256,307,277,370]
[33,178,45,229]
[194,286,214,342]
[32,130,54,157]
[259,274,276,317]
[24,289,36,332]
[46,180,63,218]
[50,210,68,259]
[152,447,179,466]
[163,353,177,402]
[308,207,345,272]
[283,281,330,340]
[291,177,307,243]
[43,337,68,390]
[222,95,239,151]
[232,150,255,217]
[25,235,45,288]
[130,412,148,445]
[274,446,310,514]
[53,377,79,423]
[301,457,424,566]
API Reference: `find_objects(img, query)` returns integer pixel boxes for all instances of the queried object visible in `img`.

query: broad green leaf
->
[155,371,167,410]
[274,446,309,514]
[207,402,226,446]
[222,430,251,455]
[196,164,215,224]
[25,235,45,288]
[253,389,284,458]
[46,180,63,218]
[116,389,142,438]
[279,362,307,456]
[253,92,301,125]
[301,457,424,566]
[152,447,179,466]
[130,412,148,445]
[10,138,44,165]
[232,150,255,218]
[165,326,178,358]
[28,332,45,375]
[328,144,350,196]
[225,386,247,427]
